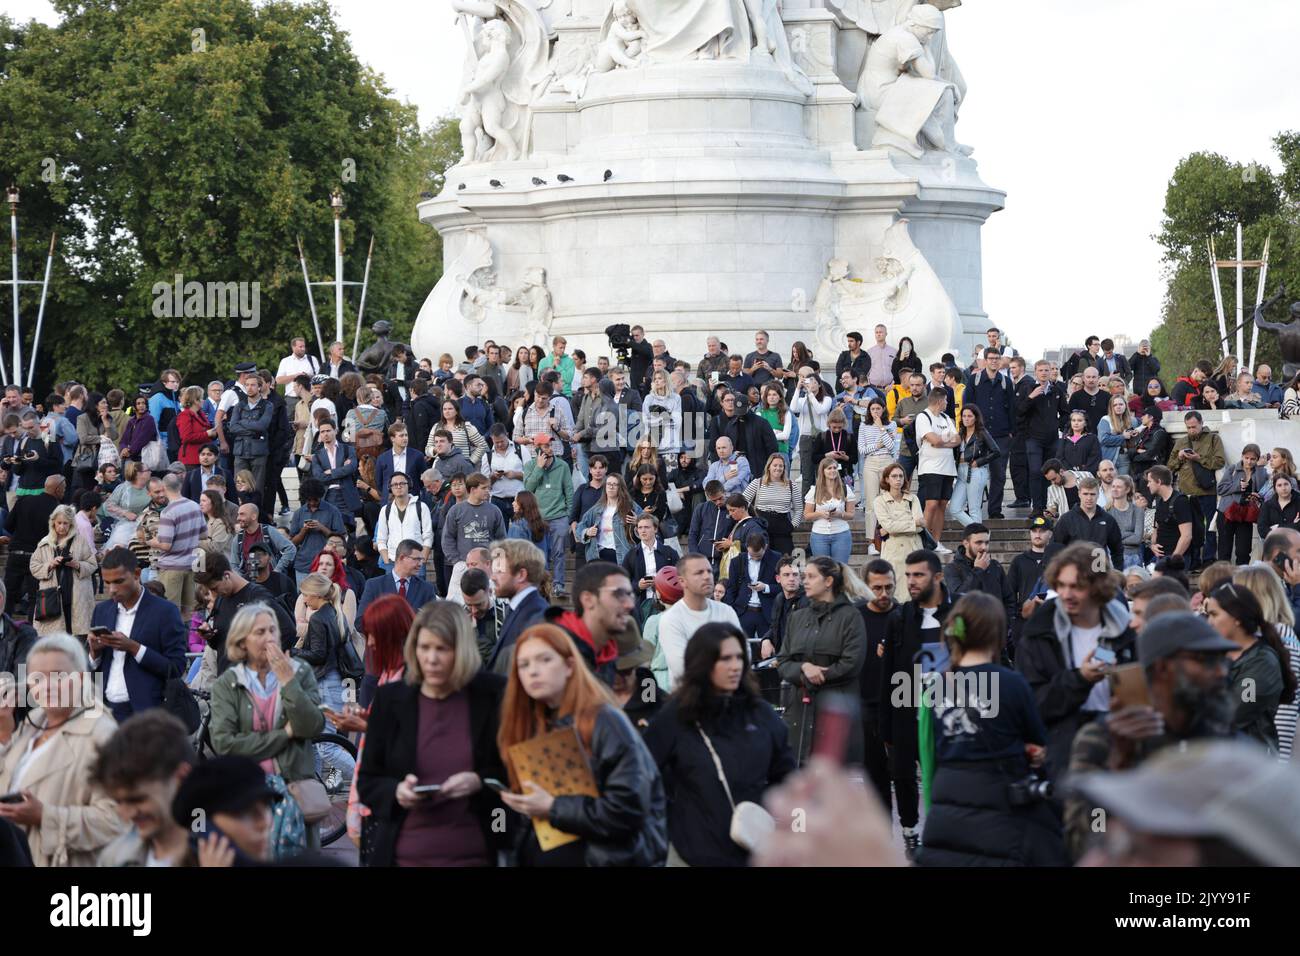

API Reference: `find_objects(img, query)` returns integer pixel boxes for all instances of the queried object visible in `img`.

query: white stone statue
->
[503,266,555,346]
[852,2,969,157]
[812,219,961,365]
[595,1,647,71]
[453,0,554,163]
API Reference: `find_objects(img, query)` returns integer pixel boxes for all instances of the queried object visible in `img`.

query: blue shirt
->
[1252,381,1284,405]
[290,500,346,572]
[705,454,751,494]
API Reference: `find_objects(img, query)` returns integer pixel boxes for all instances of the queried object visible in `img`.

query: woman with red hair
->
[497,623,667,866]
[293,548,357,643]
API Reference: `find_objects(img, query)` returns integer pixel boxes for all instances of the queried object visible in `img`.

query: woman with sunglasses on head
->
[1204,582,1295,754]
[643,621,795,867]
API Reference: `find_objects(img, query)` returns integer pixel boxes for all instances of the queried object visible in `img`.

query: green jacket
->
[538,353,576,395]
[523,457,574,520]
[1167,429,1226,498]
[208,658,325,782]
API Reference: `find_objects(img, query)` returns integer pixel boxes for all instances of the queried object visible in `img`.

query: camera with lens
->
[605,323,633,365]
[1007,771,1054,807]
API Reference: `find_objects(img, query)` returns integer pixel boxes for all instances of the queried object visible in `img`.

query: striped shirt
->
[1278,623,1300,763]
[857,423,899,459]
[743,478,802,526]
[156,496,205,571]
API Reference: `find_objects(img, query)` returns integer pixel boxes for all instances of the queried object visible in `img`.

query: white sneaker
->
[934,543,952,555]
[867,544,880,556]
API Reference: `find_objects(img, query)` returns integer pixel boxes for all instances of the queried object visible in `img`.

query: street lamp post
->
[331,189,344,345]
[7,186,20,387]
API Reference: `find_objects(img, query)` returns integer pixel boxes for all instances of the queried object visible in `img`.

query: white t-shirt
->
[916,409,958,478]
[598,506,617,549]
[1070,623,1110,712]
[657,600,743,688]
[276,354,319,394]
[804,487,857,535]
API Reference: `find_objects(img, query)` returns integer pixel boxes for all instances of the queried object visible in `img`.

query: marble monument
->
[413,0,1004,367]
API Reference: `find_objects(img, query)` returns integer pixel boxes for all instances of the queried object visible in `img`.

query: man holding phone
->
[1015,542,1138,785]
[288,478,346,587]
[1063,611,1235,860]
[623,514,676,615]
[722,531,781,644]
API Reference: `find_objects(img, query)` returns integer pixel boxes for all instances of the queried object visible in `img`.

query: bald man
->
[228,501,297,576]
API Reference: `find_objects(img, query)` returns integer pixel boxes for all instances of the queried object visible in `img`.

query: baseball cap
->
[1071,740,1300,866]
[171,755,279,829]
[1136,611,1236,666]
[654,566,683,603]
[1027,514,1053,531]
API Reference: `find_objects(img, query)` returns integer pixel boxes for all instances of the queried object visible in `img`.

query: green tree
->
[1151,135,1300,384]
[0,0,458,391]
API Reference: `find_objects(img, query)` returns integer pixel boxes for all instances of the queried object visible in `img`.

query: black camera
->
[605,324,632,365]
[1007,772,1054,807]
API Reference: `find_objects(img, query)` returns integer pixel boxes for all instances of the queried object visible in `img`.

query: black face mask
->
[1170,666,1234,740]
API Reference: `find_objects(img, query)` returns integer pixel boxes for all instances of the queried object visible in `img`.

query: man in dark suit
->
[373,422,427,506]
[310,419,360,524]
[88,547,188,723]
[356,539,437,622]
[723,531,782,641]
[485,538,550,676]
[622,514,678,621]
[183,443,233,503]
[1095,338,1131,383]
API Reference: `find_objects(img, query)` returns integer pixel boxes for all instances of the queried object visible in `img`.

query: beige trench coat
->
[29,533,99,637]
[874,492,924,600]
[0,708,127,866]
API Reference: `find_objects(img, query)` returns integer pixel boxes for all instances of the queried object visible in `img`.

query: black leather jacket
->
[545,705,668,867]
[957,430,1002,468]
[292,605,340,680]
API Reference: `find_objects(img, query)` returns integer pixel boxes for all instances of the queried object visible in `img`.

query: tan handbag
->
[697,725,776,853]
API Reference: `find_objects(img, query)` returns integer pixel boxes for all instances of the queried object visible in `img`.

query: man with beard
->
[878,549,951,860]
[857,559,900,829]
[544,560,636,686]
[1063,611,1236,861]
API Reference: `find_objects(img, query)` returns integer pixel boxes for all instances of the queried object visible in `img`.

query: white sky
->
[8,0,1298,359]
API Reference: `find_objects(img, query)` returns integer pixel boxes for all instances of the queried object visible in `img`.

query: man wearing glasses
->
[374,473,433,572]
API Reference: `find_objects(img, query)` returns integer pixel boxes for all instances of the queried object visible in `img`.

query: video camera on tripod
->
[605,323,633,366]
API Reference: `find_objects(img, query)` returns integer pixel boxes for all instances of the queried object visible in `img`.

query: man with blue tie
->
[486,538,550,676]
[87,547,188,723]
[356,539,436,621]
[723,531,782,644]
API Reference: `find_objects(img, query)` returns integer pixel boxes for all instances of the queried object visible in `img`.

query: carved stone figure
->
[504,266,555,346]
[357,321,397,373]
[452,0,554,164]
[812,219,960,364]
[1254,284,1300,380]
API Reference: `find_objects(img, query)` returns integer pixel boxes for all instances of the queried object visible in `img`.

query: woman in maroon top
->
[356,601,509,866]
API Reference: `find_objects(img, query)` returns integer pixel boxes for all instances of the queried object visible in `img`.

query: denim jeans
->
[1025,436,1055,513]
[546,517,570,590]
[575,443,590,484]
[315,669,357,783]
[948,463,990,526]
[810,529,853,563]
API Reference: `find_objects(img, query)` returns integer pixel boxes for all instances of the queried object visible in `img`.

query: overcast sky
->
[8,0,1298,358]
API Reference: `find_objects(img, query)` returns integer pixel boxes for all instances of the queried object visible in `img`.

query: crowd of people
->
[0,322,1297,868]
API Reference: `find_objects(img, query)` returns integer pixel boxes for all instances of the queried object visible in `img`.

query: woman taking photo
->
[743,453,801,556]
[1205,582,1294,754]
[0,635,127,866]
[641,370,682,464]
[356,601,509,867]
[874,462,924,589]
[757,383,794,467]
[1258,474,1300,538]
[507,489,552,562]
[1106,475,1145,570]
[176,385,215,473]
[118,393,158,464]
[643,621,795,867]
[1231,565,1300,762]
[778,342,819,401]
[892,336,922,385]
[435,399,488,467]
[790,368,832,495]
[776,557,867,763]
[30,505,97,640]
[497,623,667,867]
[71,391,118,499]
[948,404,1000,527]
[200,490,235,559]
[208,603,325,842]
[629,465,678,550]
[1216,443,1268,565]
[917,592,1064,866]
[1097,394,1136,475]
[803,456,857,563]
[576,474,641,564]
[1053,410,1101,475]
